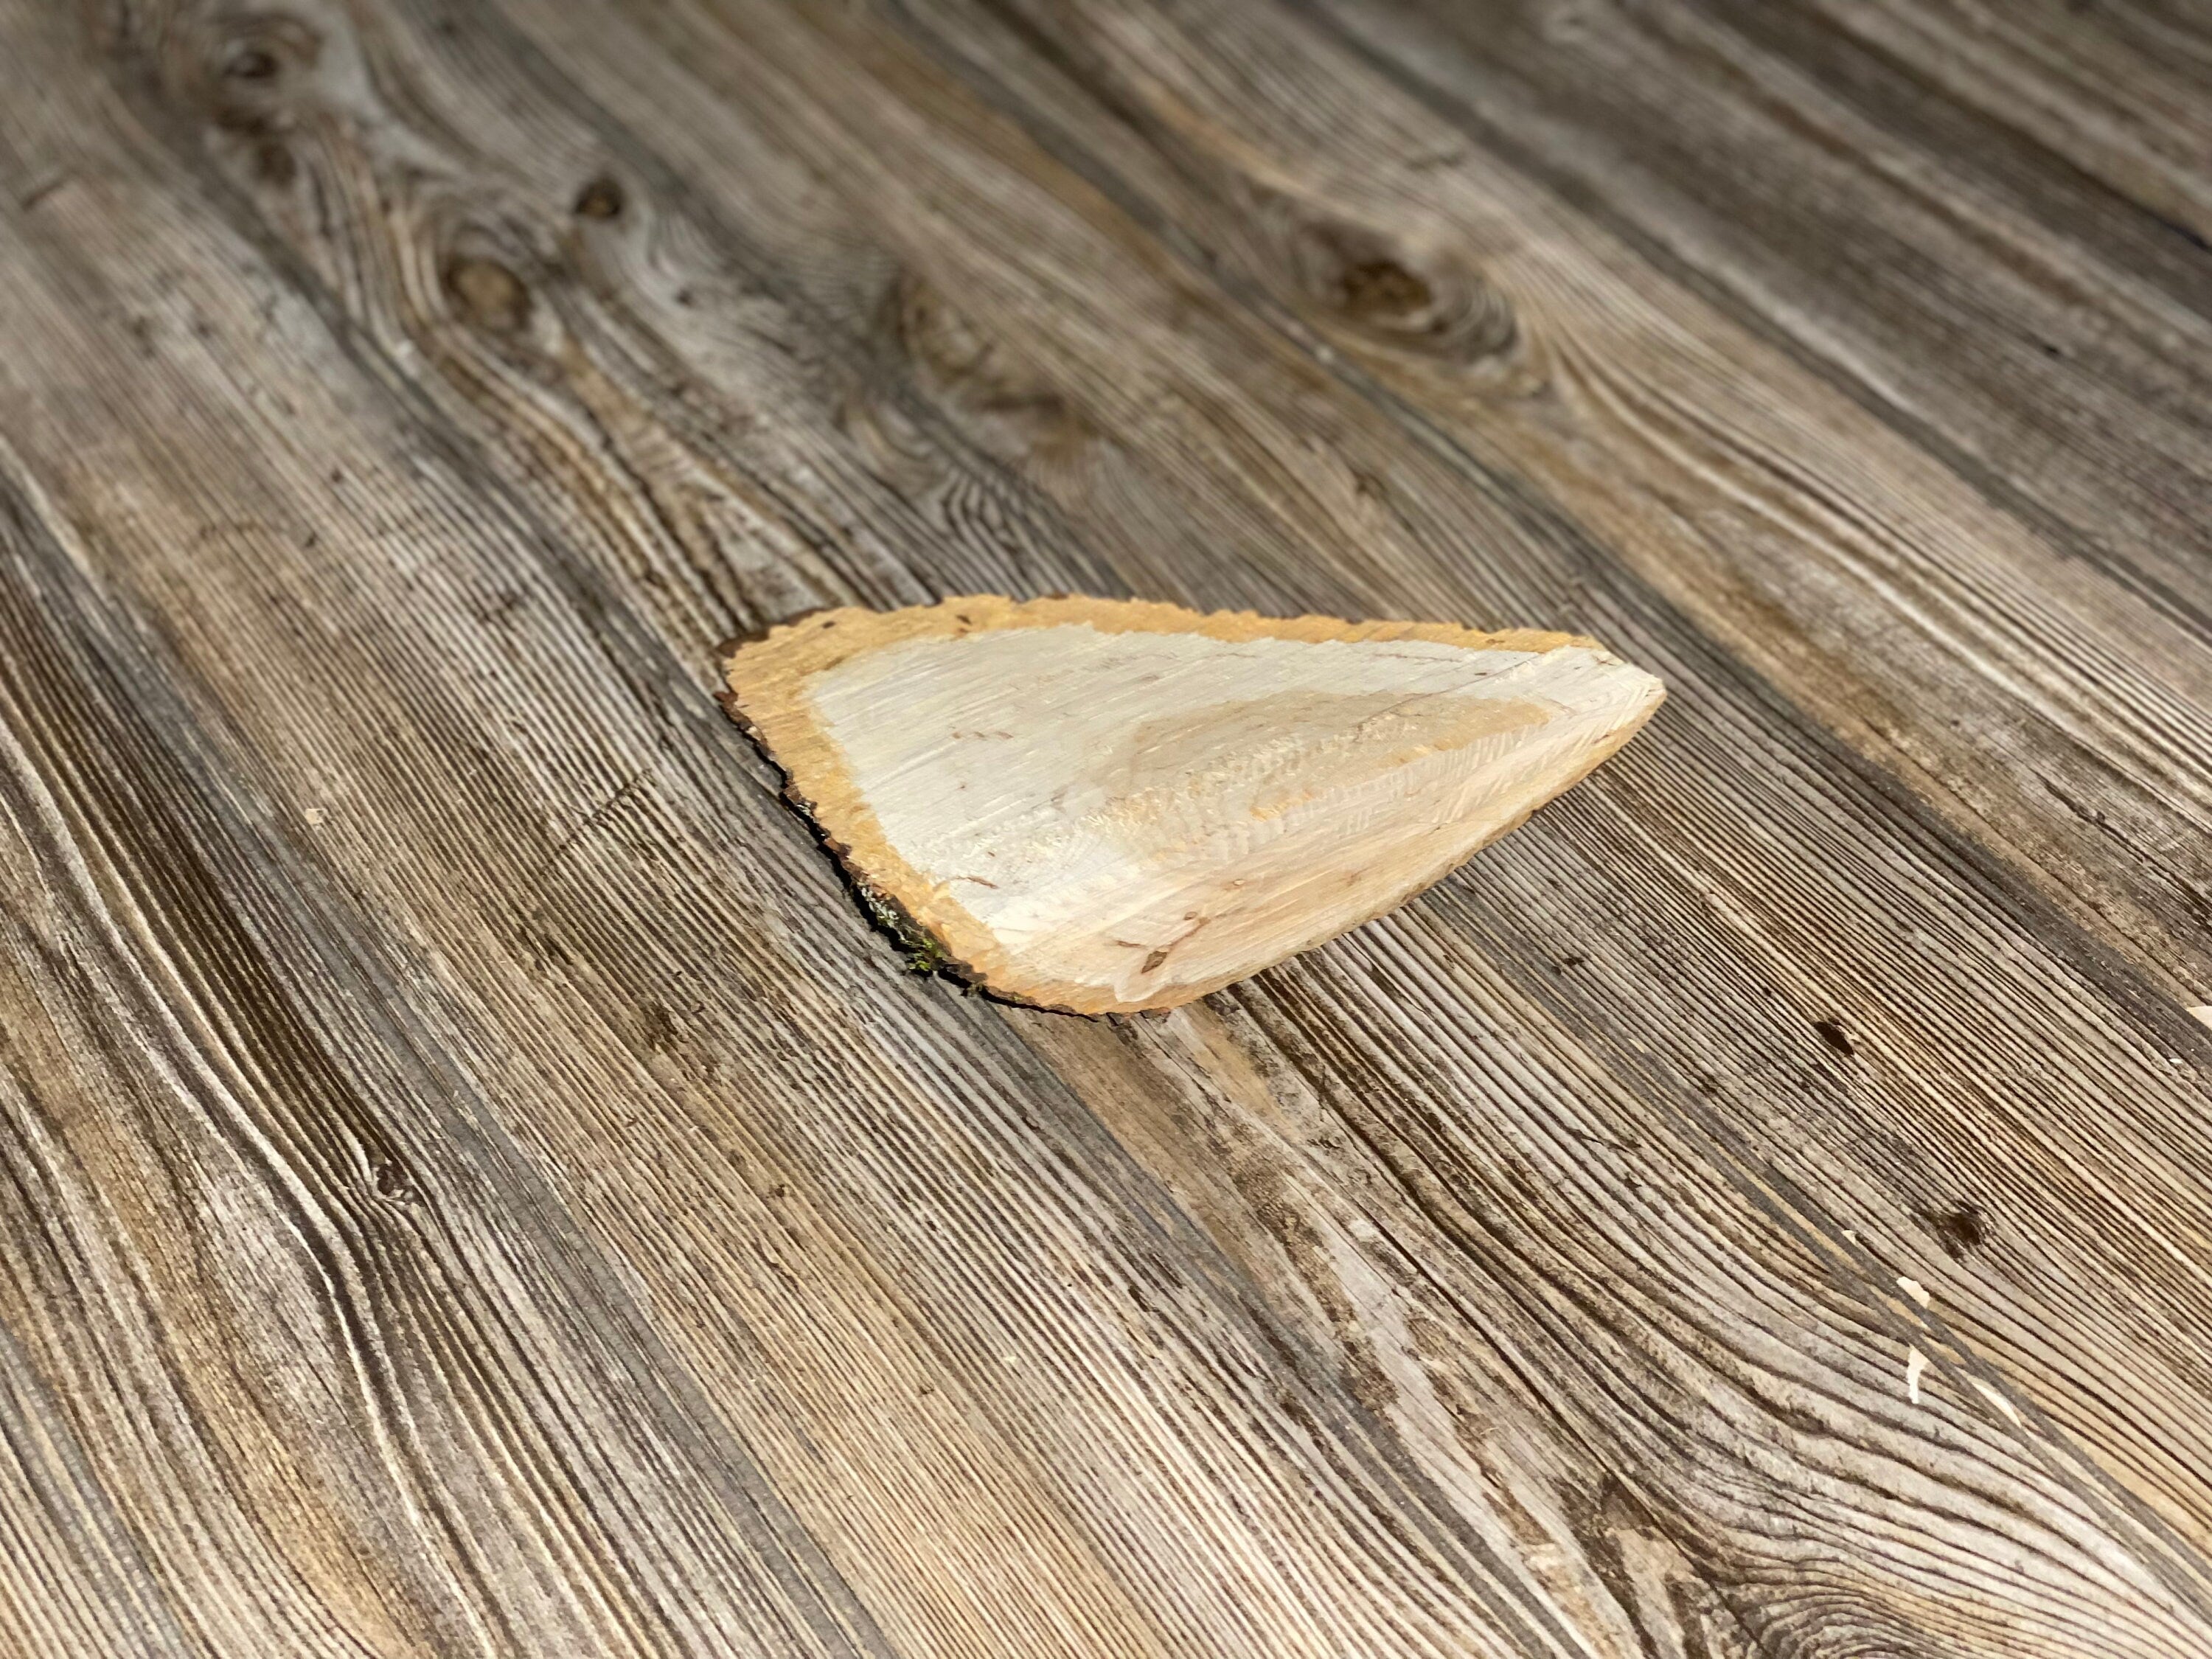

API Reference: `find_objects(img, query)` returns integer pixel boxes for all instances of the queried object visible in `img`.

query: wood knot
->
[204,17,320,151]
[573,175,626,220]
[211,15,321,88]
[223,45,280,83]
[370,1157,416,1201]
[1921,1200,1987,1259]
[1291,220,1517,366]
[889,272,1088,453]
[444,254,532,335]
[1336,258,1432,320]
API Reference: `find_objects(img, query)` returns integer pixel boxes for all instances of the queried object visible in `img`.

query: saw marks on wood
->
[3,0,2212,1653]
[727,597,1660,1011]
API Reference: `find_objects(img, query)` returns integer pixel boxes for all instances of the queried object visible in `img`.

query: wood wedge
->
[724,595,1663,1014]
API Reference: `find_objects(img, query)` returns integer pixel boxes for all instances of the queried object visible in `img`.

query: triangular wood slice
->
[725,596,1664,1015]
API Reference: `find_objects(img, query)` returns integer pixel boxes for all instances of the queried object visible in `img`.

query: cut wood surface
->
[1,0,2211,1654]
[724,596,1661,1012]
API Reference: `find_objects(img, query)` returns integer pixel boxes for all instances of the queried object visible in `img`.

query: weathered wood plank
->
[2,6,1602,1652]
[254,0,2212,1628]
[0,1313,195,1659]
[1265,0,2212,969]
[1763,0,2212,254]
[5,0,2212,1652]
[1297,0,2212,594]
[474,0,2212,1587]
[112,0,2212,1637]
[880,0,2212,998]
[0,420,880,1658]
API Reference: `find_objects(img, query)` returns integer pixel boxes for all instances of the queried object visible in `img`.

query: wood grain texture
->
[723,595,1659,1013]
[1280,0,2212,986]
[3,0,2211,1653]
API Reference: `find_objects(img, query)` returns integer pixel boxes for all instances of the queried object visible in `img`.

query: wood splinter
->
[723,595,1664,1015]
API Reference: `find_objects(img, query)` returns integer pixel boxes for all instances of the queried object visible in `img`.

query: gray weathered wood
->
[4,0,2212,1653]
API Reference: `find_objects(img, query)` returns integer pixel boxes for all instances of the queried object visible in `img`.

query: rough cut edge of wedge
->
[722,594,1659,1015]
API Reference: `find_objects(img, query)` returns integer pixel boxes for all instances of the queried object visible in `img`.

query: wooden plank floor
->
[4,0,2211,1652]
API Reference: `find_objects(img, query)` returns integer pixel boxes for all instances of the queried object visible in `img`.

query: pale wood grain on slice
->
[726,595,1660,1012]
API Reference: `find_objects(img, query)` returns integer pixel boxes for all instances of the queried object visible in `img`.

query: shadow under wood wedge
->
[724,596,1663,1013]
